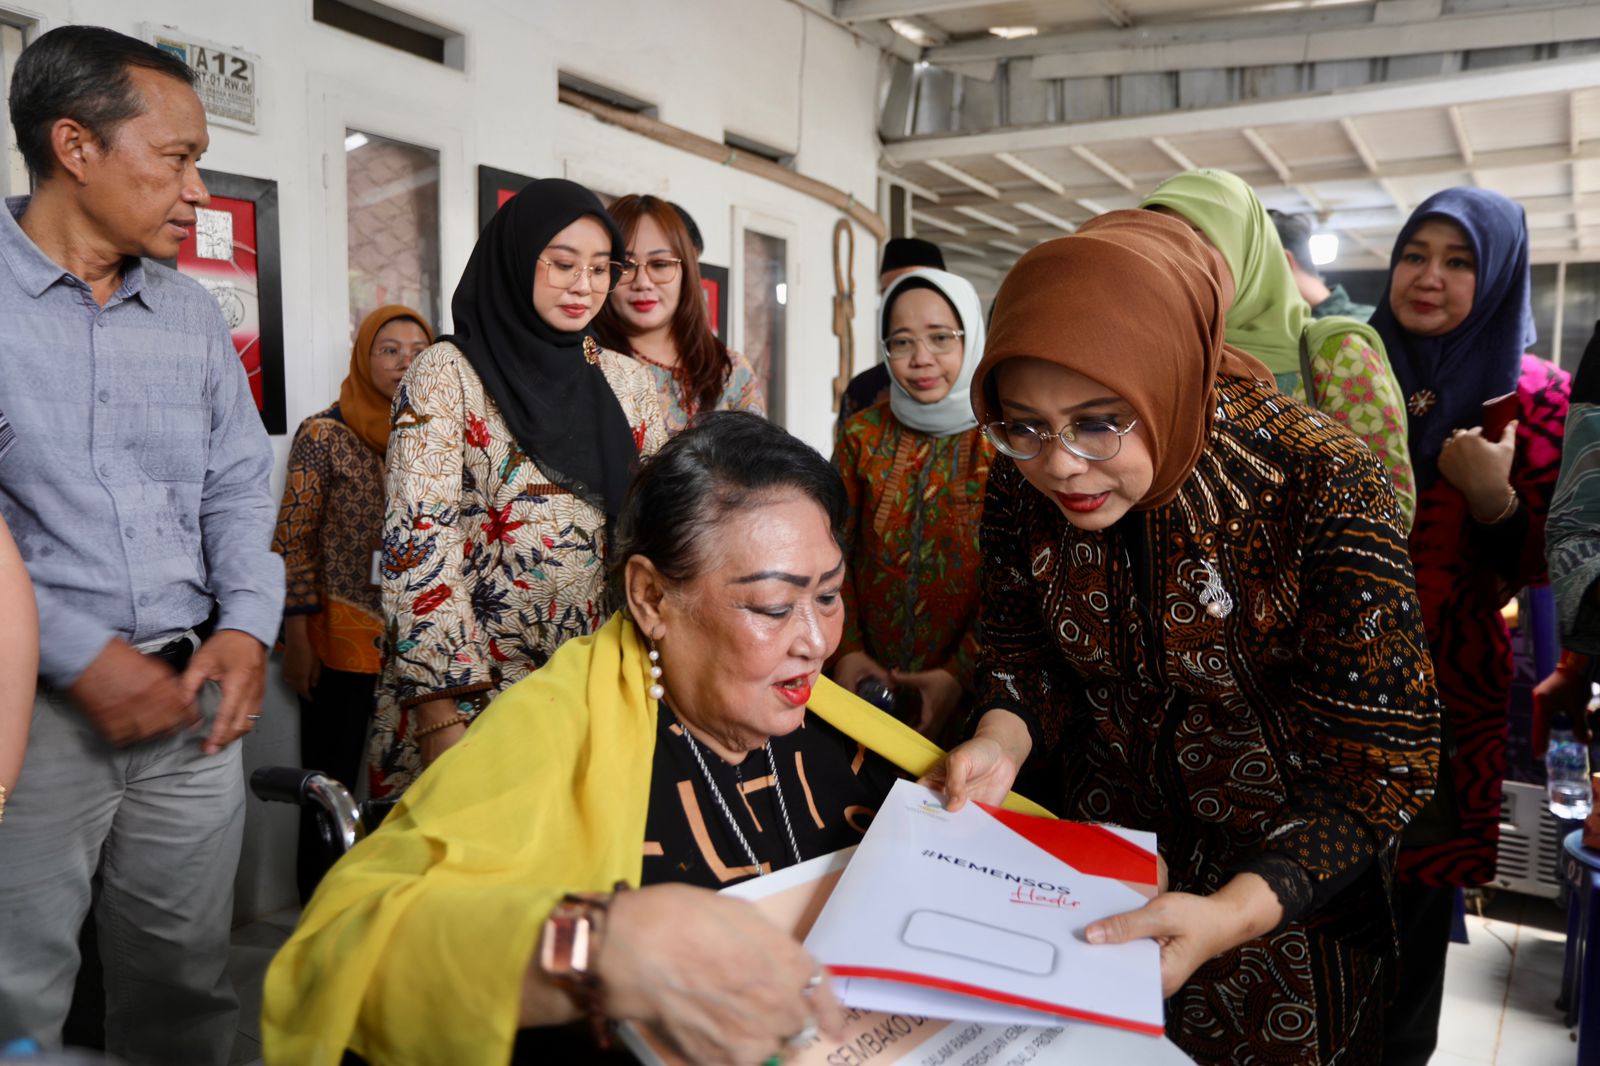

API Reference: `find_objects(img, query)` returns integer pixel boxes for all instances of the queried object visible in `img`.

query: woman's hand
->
[413,697,468,766]
[596,884,846,1066]
[919,708,1033,812]
[833,651,890,696]
[281,615,320,702]
[891,667,963,737]
[1438,422,1518,522]
[1085,872,1283,997]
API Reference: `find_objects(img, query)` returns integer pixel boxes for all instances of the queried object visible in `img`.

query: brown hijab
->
[340,305,433,454]
[971,210,1269,510]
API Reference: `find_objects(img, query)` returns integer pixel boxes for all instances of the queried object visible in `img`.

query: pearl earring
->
[647,647,665,700]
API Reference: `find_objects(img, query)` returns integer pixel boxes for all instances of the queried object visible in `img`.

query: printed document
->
[804,780,1163,1035]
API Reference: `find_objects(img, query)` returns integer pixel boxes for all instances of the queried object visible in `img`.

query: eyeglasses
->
[537,256,625,293]
[371,344,425,364]
[618,257,684,285]
[882,329,965,361]
[982,417,1140,462]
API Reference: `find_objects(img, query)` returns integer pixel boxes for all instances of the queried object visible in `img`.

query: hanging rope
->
[831,218,856,414]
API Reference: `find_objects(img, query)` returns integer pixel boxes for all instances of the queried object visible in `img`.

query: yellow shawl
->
[262,613,1049,1065]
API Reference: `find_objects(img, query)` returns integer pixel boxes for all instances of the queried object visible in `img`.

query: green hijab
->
[1141,169,1382,381]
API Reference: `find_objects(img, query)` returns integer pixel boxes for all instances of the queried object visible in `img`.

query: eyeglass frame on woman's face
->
[881,328,965,362]
[982,415,1141,462]
[618,256,684,286]
[537,256,626,293]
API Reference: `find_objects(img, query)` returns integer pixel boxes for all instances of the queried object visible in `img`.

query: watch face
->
[541,905,594,978]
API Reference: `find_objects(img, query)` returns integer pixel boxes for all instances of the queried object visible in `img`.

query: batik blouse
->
[977,376,1440,1065]
[1287,328,1417,529]
[1399,353,1568,888]
[368,338,666,797]
[833,403,992,690]
[273,405,386,674]
[629,348,764,436]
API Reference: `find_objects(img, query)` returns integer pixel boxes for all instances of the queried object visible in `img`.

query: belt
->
[140,629,202,674]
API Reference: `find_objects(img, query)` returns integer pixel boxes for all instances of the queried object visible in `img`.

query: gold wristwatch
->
[539,885,625,1047]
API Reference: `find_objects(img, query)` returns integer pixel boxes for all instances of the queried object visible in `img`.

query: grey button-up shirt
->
[0,196,284,687]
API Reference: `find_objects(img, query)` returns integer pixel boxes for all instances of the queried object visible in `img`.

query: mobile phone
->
[1481,391,1517,443]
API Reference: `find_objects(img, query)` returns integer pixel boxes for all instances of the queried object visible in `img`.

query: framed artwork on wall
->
[168,169,287,434]
[699,262,729,339]
[478,165,536,229]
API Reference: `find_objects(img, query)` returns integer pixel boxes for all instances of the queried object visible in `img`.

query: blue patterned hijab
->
[1371,187,1535,488]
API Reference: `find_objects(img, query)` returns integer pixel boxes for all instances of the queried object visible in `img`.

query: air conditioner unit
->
[1495,780,1564,900]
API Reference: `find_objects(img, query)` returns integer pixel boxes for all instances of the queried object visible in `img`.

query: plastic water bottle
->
[1548,709,1594,819]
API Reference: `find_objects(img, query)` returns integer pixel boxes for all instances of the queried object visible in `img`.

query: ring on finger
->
[801,968,824,996]
[245,714,263,722]
[786,1017,818,1049]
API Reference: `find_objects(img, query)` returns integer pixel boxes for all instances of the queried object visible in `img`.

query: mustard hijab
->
[340,305,432,454]
[262,613,1049,1065]
[1141,169,1382,377]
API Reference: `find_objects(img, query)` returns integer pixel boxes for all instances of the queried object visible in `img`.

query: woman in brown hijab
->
[273,304,432,902]
[928,212,1441,1064]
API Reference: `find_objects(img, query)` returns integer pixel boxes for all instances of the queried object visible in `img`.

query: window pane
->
[345,129,440,341]
[1559,262,1600,374]
[743,231,786,425]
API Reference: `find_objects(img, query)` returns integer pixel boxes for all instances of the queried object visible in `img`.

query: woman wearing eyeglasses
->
[828,268,993,740]
[927,211,1440,1065]
[595,195,763,436]
[367,179,666,798]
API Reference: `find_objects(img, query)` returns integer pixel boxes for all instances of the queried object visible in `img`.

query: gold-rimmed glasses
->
[982,416,1140,462]
[537,256,625,293]
[882,329,965,361]
[618,256,684,286]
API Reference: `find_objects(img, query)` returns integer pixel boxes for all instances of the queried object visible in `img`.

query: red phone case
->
[1481,392,1517,442]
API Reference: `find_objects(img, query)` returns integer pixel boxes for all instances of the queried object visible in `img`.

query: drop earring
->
[647,645,665,701]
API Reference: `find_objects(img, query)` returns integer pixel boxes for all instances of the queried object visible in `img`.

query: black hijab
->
[439,178,637,517]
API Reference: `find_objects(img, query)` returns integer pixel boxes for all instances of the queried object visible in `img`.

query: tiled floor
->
[226,893,1582,1066]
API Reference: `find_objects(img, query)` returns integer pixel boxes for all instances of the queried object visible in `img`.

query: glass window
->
[742,230,787,425]
[345,129,441,341]
[1558,262,1600,375]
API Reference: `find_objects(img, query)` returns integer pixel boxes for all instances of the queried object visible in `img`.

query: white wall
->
[5,0,886,920]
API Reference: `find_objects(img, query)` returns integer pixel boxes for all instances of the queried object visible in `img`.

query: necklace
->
[675,715,802,875]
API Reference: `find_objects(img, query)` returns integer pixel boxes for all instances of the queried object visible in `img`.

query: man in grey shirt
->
[0,27,283,1064]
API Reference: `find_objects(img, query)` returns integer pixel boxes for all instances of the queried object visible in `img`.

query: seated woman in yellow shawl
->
[262,411,1045,1066]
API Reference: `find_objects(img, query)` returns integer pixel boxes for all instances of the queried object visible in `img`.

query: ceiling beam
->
[898,137,1600,213]
[911,209,967,235]
[1446,105,1475,167]
[1240,127,1293,185]
[1014,201,1078,232]
[1025,4,1600,80]
[953,204,1021,234]
[882,53,1600,164]
[833,0,979,24]
[988,239,1031,255]
[1070,145,1136,190]
[879,170,942,203]
[1339,117,1380,174]
[924,158,1001,199]
[926,2,1379,64]
[1097,0,1134,29]
[994,151,1065,196]
[1151,136,1197,171]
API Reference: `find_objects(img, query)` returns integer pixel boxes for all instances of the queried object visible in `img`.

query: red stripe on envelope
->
[829,964,1167,1037]
[976,803,1158,885]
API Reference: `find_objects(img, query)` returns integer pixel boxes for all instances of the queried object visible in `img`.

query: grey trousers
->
[0,684,244,1065]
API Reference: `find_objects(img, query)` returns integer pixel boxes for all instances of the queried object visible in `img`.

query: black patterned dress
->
[977,376,1441,1065]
